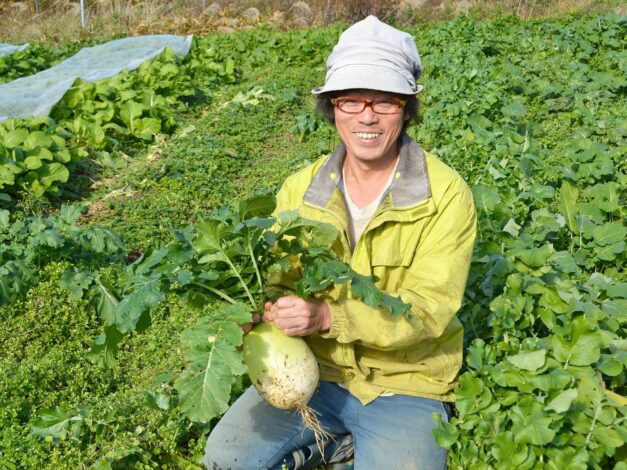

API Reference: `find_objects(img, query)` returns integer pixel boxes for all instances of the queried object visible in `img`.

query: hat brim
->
[311,64,423,95]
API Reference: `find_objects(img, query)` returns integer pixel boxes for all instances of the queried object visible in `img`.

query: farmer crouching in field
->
[203,16,476,470]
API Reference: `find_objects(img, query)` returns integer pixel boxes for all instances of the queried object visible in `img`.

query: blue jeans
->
[203,381,449,470]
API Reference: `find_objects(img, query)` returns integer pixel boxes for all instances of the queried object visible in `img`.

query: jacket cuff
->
[320,300,347,340]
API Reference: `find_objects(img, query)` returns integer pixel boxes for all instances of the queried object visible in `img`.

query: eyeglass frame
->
[330,96,407,115]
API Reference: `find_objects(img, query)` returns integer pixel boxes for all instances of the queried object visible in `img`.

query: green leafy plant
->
[429,33,624,470]
[0,116,87,202]
[0,43,237,207]
[0,42,85,85]
[0,204,124,305]
[290,111,326,142]
[63,193,409,423]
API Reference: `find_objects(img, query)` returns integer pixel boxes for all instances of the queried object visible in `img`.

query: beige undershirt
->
[343,159,399,250]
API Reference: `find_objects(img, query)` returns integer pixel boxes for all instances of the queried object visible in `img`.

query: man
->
[203,16,476,470]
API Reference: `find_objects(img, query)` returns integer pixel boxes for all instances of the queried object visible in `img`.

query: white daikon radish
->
[243,322,331,451]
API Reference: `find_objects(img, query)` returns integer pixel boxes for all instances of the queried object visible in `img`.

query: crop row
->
[0,38,235,208]
[408,14,625,469]
[0,41,86,85]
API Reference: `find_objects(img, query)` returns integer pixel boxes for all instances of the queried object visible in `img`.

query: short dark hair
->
[315,90,420,132]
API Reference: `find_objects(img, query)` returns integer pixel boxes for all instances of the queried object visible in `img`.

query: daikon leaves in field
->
[70,192,408,423]
[174,302,251,423]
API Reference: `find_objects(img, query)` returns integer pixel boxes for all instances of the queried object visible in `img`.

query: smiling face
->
[333,89,406,168]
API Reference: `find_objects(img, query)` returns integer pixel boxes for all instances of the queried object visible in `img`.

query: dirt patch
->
[79,188,139,224]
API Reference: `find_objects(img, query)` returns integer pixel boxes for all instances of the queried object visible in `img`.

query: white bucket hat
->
[312,16,423,96]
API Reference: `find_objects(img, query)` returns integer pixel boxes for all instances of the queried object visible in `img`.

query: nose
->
[358,105,379,124]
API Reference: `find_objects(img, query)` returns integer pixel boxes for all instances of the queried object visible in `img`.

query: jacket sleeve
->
[275,176,296,216]
[321,178,477,350]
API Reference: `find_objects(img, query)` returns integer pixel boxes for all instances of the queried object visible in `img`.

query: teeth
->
[354,132,381,139]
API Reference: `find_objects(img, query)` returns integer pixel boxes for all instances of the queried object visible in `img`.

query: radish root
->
[296,403,334,461]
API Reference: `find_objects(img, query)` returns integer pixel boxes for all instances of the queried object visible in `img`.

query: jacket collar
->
[303,133,432,209]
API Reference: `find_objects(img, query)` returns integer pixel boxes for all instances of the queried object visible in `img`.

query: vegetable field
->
[1,13,625,469]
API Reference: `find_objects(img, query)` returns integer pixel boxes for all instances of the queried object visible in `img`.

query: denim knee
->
[202,452,233,470]
[202,436,245,470]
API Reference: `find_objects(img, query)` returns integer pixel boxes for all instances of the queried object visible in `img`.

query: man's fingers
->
[273,317,296,330]
[276,295,298,308]
[273,316,308,332]
[262,297,328,336]
[241,313,262,334]
[281,326,311,337]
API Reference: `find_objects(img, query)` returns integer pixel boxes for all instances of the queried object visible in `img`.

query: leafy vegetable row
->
[0,204,124,305]
[415,14,625,470]
[0,41,235,207]
[0,42,86,85]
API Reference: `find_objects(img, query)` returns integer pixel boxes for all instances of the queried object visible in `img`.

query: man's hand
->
[263,295,331,336]
[240,313,261,335]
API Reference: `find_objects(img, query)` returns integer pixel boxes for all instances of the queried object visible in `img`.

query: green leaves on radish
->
[72,193,409,424]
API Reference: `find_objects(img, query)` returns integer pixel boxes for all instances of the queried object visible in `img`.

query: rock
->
[217,26,236,34]
[402,0,430,7]
[241,7,260,21]
[203,2,221,17]
[11,1,30,14]
[288,1,313,19]
[292,16,311,26]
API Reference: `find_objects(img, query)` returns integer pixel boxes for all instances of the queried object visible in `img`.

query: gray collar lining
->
[303,133,431,209]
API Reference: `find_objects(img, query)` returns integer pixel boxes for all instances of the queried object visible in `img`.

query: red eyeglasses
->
[330,96,406,114]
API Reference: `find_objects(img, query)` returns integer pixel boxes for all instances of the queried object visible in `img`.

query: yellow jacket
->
[275,134,476,404]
